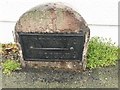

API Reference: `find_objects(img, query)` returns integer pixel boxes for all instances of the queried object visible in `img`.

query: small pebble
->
[88,73,91,76]
[74,81,77,84]
[105,78,108,80]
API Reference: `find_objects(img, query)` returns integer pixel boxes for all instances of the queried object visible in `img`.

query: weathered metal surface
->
[18,32,85,61]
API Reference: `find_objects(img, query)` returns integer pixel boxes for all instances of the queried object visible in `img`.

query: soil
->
[2,62,118,88]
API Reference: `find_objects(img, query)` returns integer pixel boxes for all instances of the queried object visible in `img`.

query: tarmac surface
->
[2,62,118,88]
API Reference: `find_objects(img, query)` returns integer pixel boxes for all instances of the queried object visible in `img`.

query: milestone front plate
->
[18,32,85,61]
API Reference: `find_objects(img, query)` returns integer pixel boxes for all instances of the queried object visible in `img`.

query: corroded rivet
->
[73,55,76,58]
[46,56,49,58]
[74,42,76,44]
[70,47,74,50]
[45,52,47,54]
[30,46,33,48]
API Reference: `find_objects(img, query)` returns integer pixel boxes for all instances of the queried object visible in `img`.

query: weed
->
[87,37,118,69]
[1,59,21,75]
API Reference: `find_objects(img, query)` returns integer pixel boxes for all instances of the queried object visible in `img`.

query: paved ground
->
[2,62,118,88]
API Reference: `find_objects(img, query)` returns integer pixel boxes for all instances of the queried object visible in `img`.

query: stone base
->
[21,60,84,71]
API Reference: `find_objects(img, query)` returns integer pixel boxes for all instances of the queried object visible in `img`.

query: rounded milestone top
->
[15,3,89,33]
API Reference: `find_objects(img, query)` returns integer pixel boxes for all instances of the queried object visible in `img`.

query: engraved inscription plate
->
[18,32,85,61]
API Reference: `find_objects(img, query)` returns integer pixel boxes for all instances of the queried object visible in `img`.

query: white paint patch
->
[0,22,15,43]
[89,25,118,45]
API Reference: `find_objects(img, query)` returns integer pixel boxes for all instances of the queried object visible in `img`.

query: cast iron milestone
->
[15,3,90,70]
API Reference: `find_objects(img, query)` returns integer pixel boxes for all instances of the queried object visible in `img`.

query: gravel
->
[2,62,118,88]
